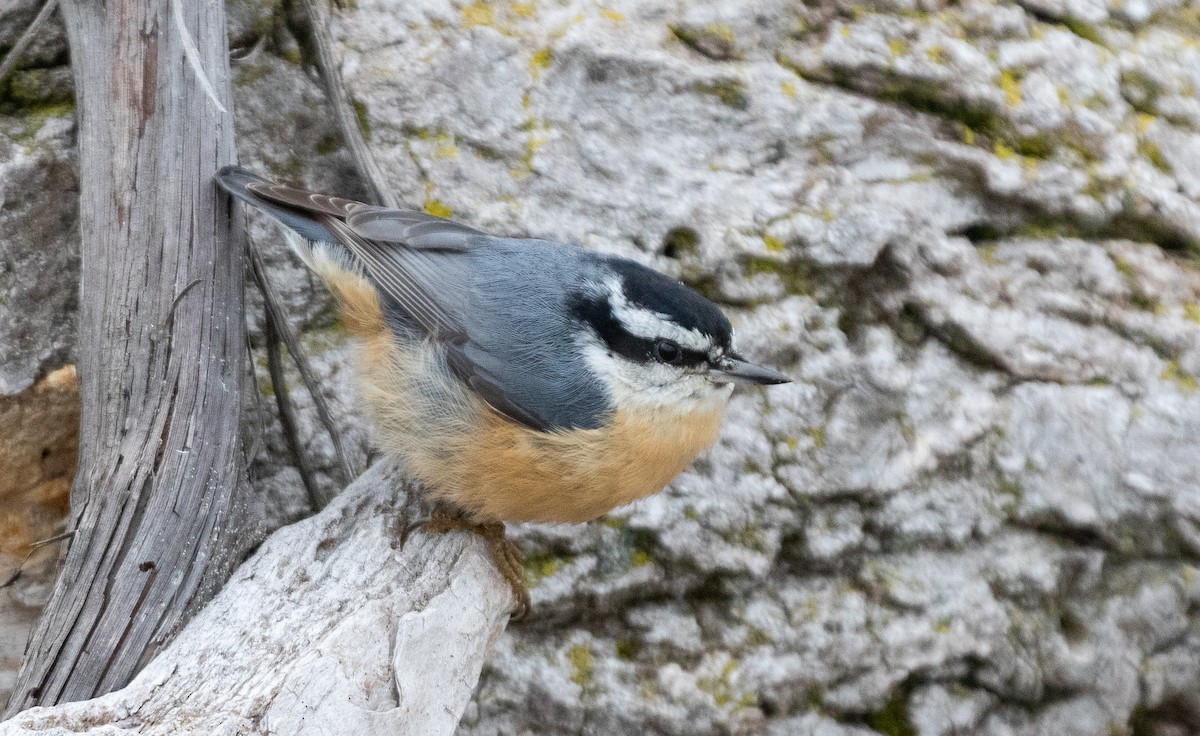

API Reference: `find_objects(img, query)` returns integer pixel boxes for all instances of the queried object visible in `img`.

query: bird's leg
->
[406,505,530,620]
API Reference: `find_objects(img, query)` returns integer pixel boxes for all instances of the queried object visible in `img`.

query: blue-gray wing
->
[218,169,610,432]
[446,239,613,432]
[347,209,487,251]
[326,215,612,432]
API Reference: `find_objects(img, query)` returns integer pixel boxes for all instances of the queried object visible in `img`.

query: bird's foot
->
[403,507,530,620]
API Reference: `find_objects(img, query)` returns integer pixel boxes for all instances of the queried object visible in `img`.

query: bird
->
[216,166,790,617]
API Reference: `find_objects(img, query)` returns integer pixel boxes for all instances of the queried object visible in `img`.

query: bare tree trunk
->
[3,0,251,715]
[0,463,515,736]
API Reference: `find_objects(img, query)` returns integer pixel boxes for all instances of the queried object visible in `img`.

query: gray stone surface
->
[4,0,1200,733]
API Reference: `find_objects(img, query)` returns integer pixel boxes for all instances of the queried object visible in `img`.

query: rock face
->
[4,0,1200,733]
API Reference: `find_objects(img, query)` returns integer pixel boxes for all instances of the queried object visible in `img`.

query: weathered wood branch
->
[296,0,399,207]
[3,0,251,714]
[0,463,515,736]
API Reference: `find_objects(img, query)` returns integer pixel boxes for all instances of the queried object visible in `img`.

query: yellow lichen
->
[523,551,561,586]
[531,47,553,71]
[780,81,798,98]
[1161,360,1198,391]
[423,199,454,218]
[566,645,595,686]
[600,8,625,22]
[993,140,1015,159]
[461,0,493,27]
[999,69,1022,106]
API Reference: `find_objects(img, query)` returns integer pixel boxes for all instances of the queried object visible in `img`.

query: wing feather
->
[346,209,486,250]
[217,166,604,432]
[324,218,464,338]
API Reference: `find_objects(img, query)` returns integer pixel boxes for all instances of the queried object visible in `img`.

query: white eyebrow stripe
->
[604,277,712,351]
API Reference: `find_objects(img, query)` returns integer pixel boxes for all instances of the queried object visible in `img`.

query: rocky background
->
[3,0,1200,733]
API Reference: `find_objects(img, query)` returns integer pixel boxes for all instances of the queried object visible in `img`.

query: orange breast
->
[415,403,726,524]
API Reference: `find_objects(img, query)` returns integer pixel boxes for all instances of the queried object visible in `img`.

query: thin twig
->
[248,243,356,491]
[242,331,268,471]
[296,0,398,207]
[263,296,326,510]
[0,0,58,87]
[1,529,74,590]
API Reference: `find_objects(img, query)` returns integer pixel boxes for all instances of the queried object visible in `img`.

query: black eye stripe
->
[569,293,712,367]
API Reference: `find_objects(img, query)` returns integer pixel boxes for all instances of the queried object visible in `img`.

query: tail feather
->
[216,166,341,256]
[217,166,380,334]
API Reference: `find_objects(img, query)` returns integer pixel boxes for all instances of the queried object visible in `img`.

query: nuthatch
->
[217,166,790,615]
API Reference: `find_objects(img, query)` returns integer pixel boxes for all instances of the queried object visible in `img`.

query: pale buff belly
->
[425,403,725,524]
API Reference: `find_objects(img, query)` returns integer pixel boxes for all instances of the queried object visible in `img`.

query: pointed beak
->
[713,355,792,385]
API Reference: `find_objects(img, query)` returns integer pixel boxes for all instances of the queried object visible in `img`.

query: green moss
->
[1059,17,1105,46]
[694,79,750,110]
[615,639,640,660]
[670,22,741,60]
[522,550,563,587]
[867,688,916,736]
[351,98,371,141]
[805,686,824,709]
[697,659,741,708]
[566,645,595,687]
[996,477,1023,501]
[745,626,771,646]
[234,63,273,86]
[732,524,767,552]
[1014,133,1055,159]
[662,227,699,258]
[1138,139,1171,173]
[870,76,1007,141]
[1120,69,1162,116]
[1183,303,1200,323]
[763,234,787,253]
[1128,290,1161,312]
[4,68,72,108]
[631,549,652,567]
[741,255,815,295]
[315,134,340,155]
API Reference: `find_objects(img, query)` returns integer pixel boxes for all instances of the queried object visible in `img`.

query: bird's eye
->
[653,339,682,364]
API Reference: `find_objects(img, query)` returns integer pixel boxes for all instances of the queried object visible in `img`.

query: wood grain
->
[3,0,253,715]
[0,463,515,736]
